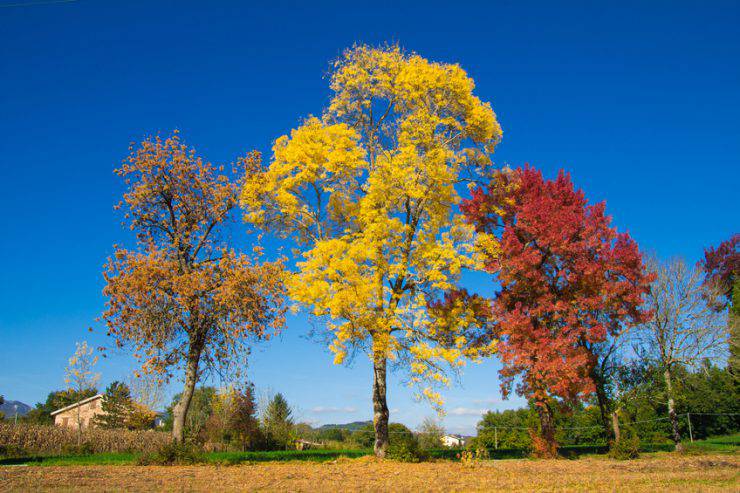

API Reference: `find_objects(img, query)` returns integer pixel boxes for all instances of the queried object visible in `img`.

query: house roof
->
[50,394,103,416]
[442,434,471,440]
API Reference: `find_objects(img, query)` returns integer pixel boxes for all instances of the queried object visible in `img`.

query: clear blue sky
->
[1,0,738,434]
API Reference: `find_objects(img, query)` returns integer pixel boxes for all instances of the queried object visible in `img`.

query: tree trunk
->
[593,373,613,441]
[372,355,389,458]
[534,401,558,458]
[611,410,621,443]
[172,347,201,443]
[663,367,683,451]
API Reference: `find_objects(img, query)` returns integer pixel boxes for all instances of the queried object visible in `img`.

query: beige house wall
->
[53,397,104,429]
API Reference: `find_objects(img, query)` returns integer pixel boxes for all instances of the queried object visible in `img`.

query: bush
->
[609,435,640,460]
[60,442,94,456]
[459,447,490,467]
[386,436,426,463]
[0,422,171,456]
[0,444,28,458]
[137,442,205,465]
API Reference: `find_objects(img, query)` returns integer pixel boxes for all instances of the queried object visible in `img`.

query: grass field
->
[0,452,737,492]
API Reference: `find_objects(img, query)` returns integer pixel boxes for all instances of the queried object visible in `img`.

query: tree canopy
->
[103,132,287,441]
[241,44,501,456]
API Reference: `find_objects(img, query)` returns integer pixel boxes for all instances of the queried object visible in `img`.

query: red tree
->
[700,234,739,304]
[462,166,652,455]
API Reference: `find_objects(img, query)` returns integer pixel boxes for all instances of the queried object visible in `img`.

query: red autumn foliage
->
[699,233,739,305]
[462,166,652,452]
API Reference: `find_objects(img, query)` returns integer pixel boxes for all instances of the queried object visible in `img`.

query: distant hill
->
[317,420,372,431]
[1,400,32,419]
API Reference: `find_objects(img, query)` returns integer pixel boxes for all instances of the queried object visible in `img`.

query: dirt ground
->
[1,453,738,492]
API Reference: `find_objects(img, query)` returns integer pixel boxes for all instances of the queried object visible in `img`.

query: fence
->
[297,413,739,451]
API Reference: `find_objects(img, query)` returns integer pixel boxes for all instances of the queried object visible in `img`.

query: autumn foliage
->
[241,45,501,456]
[462,166,652,454]
[103,132,287,442]
[700,234,739,305]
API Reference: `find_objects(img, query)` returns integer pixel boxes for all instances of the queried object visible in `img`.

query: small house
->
[440,434,468,447]
[51,394,104,429]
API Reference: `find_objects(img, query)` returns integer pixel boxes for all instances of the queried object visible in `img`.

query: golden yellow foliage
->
[242,45,501,408]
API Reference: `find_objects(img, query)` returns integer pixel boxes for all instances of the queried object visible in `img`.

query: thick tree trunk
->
[663,367,683,451]
[172,348,201,443]
[593,374,613,441]
[534,401,558,458]
[372,355,389,458]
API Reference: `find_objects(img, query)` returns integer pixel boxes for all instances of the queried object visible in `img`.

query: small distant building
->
[51,394,104,430]
[294,439,322,450]
[153,412,167,428]
[441,434,469,448]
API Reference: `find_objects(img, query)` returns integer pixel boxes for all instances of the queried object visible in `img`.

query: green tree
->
[262,393,294,449]
[94,381,133,429]
[164,386,217,442]
[417,416,445,449]
[475,408,535,450]
[316,427,347,442]
[354,422,414,449]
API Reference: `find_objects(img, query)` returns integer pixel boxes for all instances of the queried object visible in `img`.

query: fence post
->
[686,413,694,443]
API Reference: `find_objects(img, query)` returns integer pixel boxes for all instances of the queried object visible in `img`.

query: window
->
[62,417,69,427]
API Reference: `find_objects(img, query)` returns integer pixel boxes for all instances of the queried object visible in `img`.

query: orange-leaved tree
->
[103,131,287,442]
[241,45,501,456]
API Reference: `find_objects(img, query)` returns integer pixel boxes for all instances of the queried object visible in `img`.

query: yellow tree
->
[242,45,501,456]
[64,341,100,443]
[103,132,287,442]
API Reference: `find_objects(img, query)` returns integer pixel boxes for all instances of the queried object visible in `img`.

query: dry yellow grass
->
[1,453,738,492]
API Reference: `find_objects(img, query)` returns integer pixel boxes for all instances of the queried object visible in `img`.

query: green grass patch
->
[682,432,740,453]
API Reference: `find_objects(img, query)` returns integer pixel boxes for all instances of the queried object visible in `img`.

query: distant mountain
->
[317,420,372,431]
[1,400,32,419]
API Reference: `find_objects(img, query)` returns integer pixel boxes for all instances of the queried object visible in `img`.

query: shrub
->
[386,435,426,463]
[60,442,94,456]
[608,435,640,460]
[459,447,490,467]
[0,444,28,458]
[137,442,205,465]
[0,422,171,456]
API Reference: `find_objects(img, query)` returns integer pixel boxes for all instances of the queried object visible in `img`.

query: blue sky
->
[1,0,738,434]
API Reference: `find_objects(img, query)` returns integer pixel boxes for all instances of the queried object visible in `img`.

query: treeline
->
[154,385,449,455]
[474,361,739,450]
